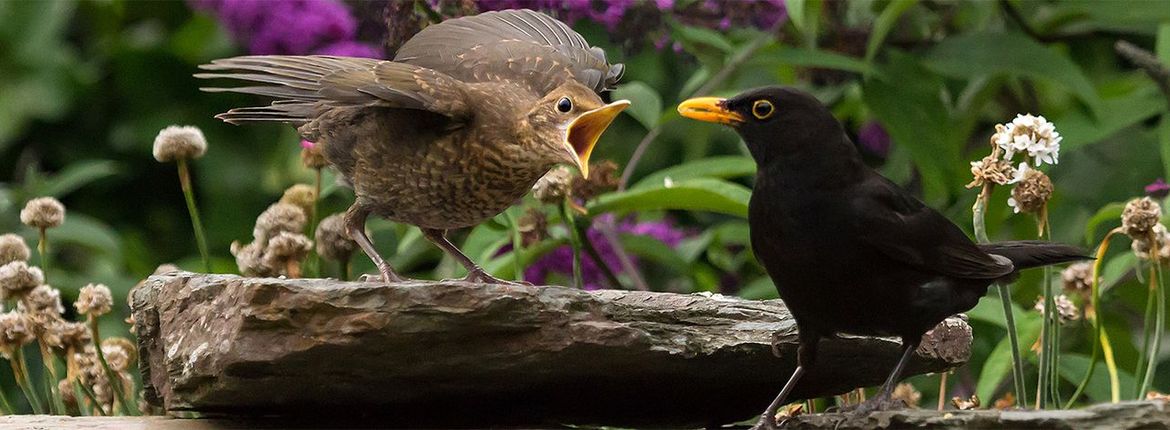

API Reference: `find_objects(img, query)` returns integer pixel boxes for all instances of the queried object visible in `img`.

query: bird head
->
[525,81,629,179]
[677,86,846,165]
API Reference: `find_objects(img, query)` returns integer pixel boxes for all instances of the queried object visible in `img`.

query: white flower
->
[992,114,1061,166]
[1007,197,1022,214]
[1007,162,1029,184]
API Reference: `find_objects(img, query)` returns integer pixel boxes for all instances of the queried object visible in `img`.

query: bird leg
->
[421,228,532,285]
[753,333,819,430]
[849,338,918,416]
[344,204,411,283]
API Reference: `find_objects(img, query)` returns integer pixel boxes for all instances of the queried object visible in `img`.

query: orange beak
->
[677,97,744,125]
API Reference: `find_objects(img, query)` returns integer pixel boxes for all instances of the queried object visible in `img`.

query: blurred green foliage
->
[1,0,1169,414]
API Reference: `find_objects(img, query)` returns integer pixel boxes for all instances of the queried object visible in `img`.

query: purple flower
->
[1146,178,1170,199]
[524,217,688,290]
[654,0,675,11]
[191,0,363,56]
[317,41,383,58]
[858,121,891,158]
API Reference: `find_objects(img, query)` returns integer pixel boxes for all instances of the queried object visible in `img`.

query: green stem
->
[560,200,583,289]
[38,342,66,415]
[1135,263,1156,398]
[178,159,211,273]
[73,380,103,416]
[972,184,1028,408]
[12,348,45,413]
[1139,260,1165,397]
[1037,212,1056,409]
[308,168,322,278]
[88,316,135,416]
[1066,228,1121,407]
[0,377,14,414]
[575,219,624,289]
[503,210,524,283]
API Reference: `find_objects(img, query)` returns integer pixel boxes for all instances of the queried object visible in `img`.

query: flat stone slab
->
[130,273,971,427]
[783,400,1170,429]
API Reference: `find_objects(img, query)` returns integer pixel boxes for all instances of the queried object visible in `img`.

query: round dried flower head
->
[152,125,208,162]
[1132,223,1170,261]
[301,140,329,169]
[570,160,620,201]
[153,263,181,275]
[18,284,64,316]
[315,214,355,261]
[1033,294,1080,324]
[75,283,114,316]
[46,320,91,350]
[0,261,45,299]
[517,208,549,247]
[992,114,1061,165]
[1007,164,1053,214]
[532,166,574,204]
[279,184,316,218]
[1122,197,1162,238]
[254,203,307,241]
[891,383,921,408]
[1061,262,1092,295]
[102,337,137,372]
[20,197,65,229]
[230,240,272,277]
[0,312,33,357]
[58,378,77,409]
[966,155,1015,188]
[263,232,313,270]
[0,234,30,265]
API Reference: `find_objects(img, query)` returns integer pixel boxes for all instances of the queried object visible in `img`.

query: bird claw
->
[459,269,532,286]
[358,264,415,283]
[749,416,779,430]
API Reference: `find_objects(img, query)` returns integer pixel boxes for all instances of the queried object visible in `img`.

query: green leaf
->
[671,25,735,53]
[618,233,689,274]
[739,276,779,300]
[33,160,119,197]
[1084,202,1124,244]
[612,81,663,130]
[865,0,918,62]
[922,32,1100,109]
[785,0,808,34]
[757,46,876,75]
[1056,86,1165,151]
[1058,353,1137,404]
[632,156,756,190]
[976,306,1042,402]
[589,178,751,218]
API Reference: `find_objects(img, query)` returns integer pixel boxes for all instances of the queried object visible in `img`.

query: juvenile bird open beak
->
[566,99,630,179]
[677,97,744,125]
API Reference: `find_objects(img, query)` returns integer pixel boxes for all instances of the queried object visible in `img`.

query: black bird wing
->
[394,9,622,94]
[851,174,1014,279]
[197,56,473,125]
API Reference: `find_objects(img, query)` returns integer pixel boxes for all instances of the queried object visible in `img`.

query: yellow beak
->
[566,99,630,179]
[677,97,744,125]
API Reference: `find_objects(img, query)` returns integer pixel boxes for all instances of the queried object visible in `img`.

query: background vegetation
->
[1,0,1168,416]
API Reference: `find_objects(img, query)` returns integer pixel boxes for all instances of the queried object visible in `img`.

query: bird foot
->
[357,264,416,283]
[458,269,533,286]
[749,415,779,430]
[841,394,906,417]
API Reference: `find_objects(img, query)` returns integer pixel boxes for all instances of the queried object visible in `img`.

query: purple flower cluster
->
[858,121,891,158]
[524,217,687,290]
[189,0,382,57]
[1146,178,1170,199]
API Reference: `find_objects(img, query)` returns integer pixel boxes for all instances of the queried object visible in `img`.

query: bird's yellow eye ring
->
[752,100,774,119]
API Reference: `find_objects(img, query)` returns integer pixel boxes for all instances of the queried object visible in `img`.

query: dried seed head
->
[0,234,30,265]
[891,383,922,408]
[1122,197,1163,238]
[279,184,316,219]
[301,140,329,169]
[263,232,312,274]
[532,166,575,204]
[0,261,44,300]
[152,125,208,162]
[1061,262,1092,295]
[45,320,91,350]
[966,155,1015,188]
[58,379,77,409]
[18,284,64,317]
[75,283,114,316]
[254,203,307,241]
[993,392,1017,410]
[517,208,549,247]
[571,160,620,201]
[1033,294,1080,324]
[0,312,33,357]
[1131,223,1170,261]
[951,394,980,410]
[230,240,273,277]
[1007,166,1053,214]
[315,214,355,261]
[102,337,136,372]
[20,197,65,229]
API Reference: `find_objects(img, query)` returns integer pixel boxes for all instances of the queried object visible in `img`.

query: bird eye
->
[556,97,573,113]
[752,100,774,119]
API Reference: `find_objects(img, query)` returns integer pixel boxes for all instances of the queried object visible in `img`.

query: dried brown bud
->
[301,140,329,169]
[152,125,208,162]
[1008,168,1053,214]
[20,197,65,229]
[0,312,33,357]
[280,184,316,219]
[315,214,355,262]
[76,283,114,316]
[18,284,64,317]
[951,394,980,410]
[0,234,30,265]
[263,232,313,275]
[254,203,307,241]
[1061,262,1092,295]
[59,379,77,411]
[1033,294,1080,324]
[571,160,620,201]
[1132,223,1170,261]
[891,383,921,408]
[45,320,91,350]
[532,166,574,204]
[1123,197,1163,238]
[230,241,273,277]
[0,261,44,300]
[993,392,1016,410]
[517,208,549,247]
[102,337,137,372]
[966,155,1015,188]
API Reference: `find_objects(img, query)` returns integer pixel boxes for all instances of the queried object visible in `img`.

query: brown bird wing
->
[197,55,472,125]
[394,9,622,94]
[852,174,1014,279]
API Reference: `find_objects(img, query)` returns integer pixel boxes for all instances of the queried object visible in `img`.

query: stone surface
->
[783,400,1170,430]
[131,273,972,427]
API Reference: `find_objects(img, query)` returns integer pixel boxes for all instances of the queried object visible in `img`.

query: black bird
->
[678,87,1086,428]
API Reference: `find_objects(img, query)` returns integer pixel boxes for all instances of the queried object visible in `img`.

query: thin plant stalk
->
[73,380,103,416]
[560,200,584,289]
[575,220,623,288]
[972,183,1028,408]
[1134,261,1157,398]
[307,168,323,278]
[37,228,48,282]
[1138,254,1165,397]
[1067,228,1123,406]
[937,372,948,411]
[0,378,14,414]
[35,343,63,415]
[10,348,45,413]
[1035,210,1057,409]
[503,210,524,283]
[87,316,135,416]
[177,159,211,273]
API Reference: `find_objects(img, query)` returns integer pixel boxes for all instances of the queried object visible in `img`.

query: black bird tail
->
[979,240,1090,271]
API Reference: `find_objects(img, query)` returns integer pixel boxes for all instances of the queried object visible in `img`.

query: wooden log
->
[130,272,972,427]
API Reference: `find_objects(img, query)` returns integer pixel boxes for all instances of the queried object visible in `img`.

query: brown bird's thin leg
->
[851,338,918,415]
[344,204,410,283]
[421,228,532,285]
[753,332,819,430]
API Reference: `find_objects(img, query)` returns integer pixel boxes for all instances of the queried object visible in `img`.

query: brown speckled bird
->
[197,9,627,283]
